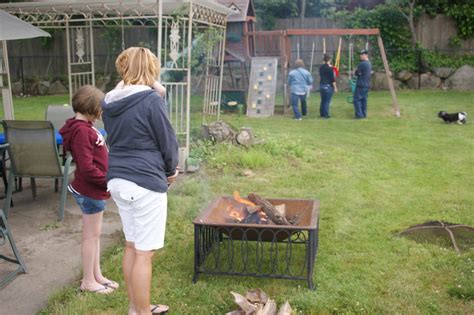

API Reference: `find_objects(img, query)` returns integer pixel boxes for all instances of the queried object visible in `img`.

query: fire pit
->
[193,196,320,290]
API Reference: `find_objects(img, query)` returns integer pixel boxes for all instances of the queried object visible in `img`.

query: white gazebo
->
[0,0,231,168]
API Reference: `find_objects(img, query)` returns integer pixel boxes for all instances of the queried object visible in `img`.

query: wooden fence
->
[271,15,474,52]
[416,14,474,51]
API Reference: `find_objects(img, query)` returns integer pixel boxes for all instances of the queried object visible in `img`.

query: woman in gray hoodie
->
[102,47,179,315]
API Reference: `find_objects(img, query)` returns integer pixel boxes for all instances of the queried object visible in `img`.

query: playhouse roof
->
[217,0,255,22]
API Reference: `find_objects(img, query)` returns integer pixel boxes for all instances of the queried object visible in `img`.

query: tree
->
[388,0,419,48]
[253,0,299,29]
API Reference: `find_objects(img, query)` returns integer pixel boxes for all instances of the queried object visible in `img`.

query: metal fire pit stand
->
[193,197,319,290]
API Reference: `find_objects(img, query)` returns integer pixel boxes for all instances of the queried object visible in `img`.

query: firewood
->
[256,298,277,315]
[274,204,286,218]
[245,288,268,304]
[246,205,262,214]
[231,291,258,314]
[236,127,254,147]
[205,121,236,143]
[247,193,291,225]
[276,301,292,315]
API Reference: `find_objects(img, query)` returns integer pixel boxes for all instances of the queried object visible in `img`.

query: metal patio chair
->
[45,104,104,130]
[0,208,27,289]
[45,104,75,131]
[2,120,73,221]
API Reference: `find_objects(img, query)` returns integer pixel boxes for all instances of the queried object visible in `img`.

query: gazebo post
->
[182,0,194,170]
[216,24,227,122]
[65,19,73,104]
[157,0,163,65]
[1,40,14,120]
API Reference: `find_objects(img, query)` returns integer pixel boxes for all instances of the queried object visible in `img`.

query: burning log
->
[247,193,291,225]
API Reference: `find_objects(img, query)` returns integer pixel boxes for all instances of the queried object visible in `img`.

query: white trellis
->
[0,0,230,168]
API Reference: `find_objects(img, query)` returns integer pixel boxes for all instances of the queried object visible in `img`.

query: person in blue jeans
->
[288,59,313,120]
[353,49,372,119]
[319,54,337,119]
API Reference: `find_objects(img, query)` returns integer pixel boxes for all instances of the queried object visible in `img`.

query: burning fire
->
[233,191,256,207]
[259,211,269,223]
[228,191,271,224]
[229,210,244,223]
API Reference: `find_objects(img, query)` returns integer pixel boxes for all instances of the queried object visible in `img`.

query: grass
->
[3,90,473,314]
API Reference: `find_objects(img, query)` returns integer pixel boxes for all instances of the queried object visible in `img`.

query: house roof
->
[217,0,255,22]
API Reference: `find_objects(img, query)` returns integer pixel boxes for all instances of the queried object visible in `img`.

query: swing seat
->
[221,89,246,111]
[346,78,357,104]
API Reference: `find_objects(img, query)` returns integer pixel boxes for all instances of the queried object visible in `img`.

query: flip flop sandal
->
[80,285,114,295]
[100,280,119,289]
[151,304,169,314]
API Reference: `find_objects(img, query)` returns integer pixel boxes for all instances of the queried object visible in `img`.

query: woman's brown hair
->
[294,59,305,68]
[72,85,104,119]
[115,47,160,86]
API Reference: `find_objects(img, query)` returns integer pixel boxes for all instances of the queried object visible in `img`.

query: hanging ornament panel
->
[246,57,278,117]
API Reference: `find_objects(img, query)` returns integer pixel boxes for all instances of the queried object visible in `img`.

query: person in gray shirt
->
[353,49,372,119]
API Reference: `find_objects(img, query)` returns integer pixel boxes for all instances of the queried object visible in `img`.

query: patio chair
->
[45,104,104,130]
[0,208,27,288]
[45,105,74,189]
[45,104,75,131]
[0,144,13,208]
[2,120,73,221]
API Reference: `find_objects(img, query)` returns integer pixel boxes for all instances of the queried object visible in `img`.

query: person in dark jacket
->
[319,54,337,119]
[353,49,372,119]
[60,85,118,294]
[102,47,179,315]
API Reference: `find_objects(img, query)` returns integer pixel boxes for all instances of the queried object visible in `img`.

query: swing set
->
[246,28,400,117]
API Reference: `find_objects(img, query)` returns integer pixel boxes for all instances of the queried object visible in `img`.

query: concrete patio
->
[0,178,122,314]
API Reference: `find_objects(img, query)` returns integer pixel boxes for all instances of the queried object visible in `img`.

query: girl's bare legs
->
[93,216,118,288]
[81,212,113,293]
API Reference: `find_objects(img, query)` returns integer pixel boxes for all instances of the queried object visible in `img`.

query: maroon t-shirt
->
[60,118,110,200]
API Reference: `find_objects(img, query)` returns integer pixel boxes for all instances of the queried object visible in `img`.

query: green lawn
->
[4,90,473,314]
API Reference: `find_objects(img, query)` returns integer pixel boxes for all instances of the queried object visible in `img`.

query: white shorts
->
[108,178,167,251]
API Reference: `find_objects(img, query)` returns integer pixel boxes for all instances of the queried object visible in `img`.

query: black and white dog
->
[438,111,467,124]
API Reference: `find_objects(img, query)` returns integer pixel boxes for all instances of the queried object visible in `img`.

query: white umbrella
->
[1,10,51,119]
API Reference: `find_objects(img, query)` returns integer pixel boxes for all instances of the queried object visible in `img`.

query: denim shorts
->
[70,190,106,215]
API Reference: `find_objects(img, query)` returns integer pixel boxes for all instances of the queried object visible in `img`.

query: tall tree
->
[388,0,419,48]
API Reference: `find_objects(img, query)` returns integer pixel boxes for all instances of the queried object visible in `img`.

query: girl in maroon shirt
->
[60,85,118,294]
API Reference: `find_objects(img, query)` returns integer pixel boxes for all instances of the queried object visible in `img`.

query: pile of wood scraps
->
[226,289,292,315]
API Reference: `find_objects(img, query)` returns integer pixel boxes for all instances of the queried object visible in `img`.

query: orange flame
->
[233,191,256,207]
[229,210,244,222]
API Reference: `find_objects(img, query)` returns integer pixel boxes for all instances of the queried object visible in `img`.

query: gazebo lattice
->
[0,0,230,168]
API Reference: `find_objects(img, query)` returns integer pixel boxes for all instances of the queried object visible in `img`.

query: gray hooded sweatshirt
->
[102,86,179,193]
